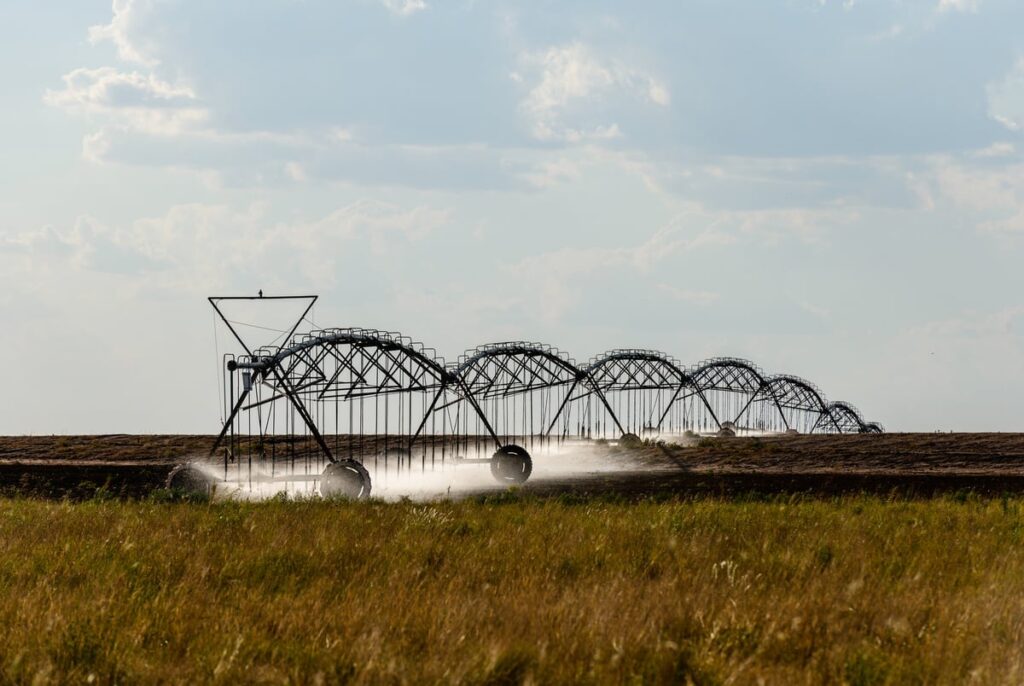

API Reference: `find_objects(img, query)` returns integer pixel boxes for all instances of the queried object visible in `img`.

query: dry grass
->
[1,493,1023,684]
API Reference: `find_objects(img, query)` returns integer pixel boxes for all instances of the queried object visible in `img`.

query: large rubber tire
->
[166,463,215,498]
[619,433,642,448]
[490,444,533,485]
[321,460,372,499]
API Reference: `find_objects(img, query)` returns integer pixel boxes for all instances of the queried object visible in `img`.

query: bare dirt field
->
[1,432,1023,499]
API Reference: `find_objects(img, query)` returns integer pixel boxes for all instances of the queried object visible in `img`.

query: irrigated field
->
[2,433,1024,499]
[2,494,1023,684]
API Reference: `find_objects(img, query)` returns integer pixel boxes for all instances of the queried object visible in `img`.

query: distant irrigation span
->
[169,295,883,498]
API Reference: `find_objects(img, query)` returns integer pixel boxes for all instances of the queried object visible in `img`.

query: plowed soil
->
[1,432,1022,499]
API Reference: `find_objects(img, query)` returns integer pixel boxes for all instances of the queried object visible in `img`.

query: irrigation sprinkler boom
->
[174,294,884,499]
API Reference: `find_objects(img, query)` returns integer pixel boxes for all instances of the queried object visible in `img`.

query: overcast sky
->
[1,0,1023,433]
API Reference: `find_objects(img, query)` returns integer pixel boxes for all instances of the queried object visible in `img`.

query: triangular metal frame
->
[208,295,337,461]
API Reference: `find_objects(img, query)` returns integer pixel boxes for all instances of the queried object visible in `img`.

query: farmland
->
[1,433,1023,683]
[2,494,1024,684]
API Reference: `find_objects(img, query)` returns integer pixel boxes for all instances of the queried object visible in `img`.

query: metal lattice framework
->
[684,357,770,433]
[454,342,578,398]
[822,401,879,434]
[450,342,588,442]
[201,295,884,497]
[218,327,459,475]
[753,375,834,434]
[583,350,692,438]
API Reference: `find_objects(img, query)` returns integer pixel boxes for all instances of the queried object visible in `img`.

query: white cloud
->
[45,67,206,134]
[82,131,113,163]
[507,211,739,322]
[974,141,1016,158]
[937,0,980,12]
[978,209,1024,233]
[924,154,1024,234]
[501,197,857,324]
[379,0,428,16]
[647,79,671,107]
[518,42,669,142]
[988,58,1024,132]
[330,127,354,142]
[520,43,616,141]
[657,285,720,306]
[912,307,1024,338]
[88,0,157,66]
[0,223,88,261]
[726,206,844,244]
[523,157,582,188]
[867,24,904,42]
[46,63,522,190]
[83,126,525,190]
[798,301,831,320]
[1,201,451,291]
[284,161,307,182]
[931,158,1024,212]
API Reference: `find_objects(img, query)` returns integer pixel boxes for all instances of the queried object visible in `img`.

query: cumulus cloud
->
[49,2,536,190]
[522,157,582,188]
[922,153,1024,233]
[930,157,1024,212]
[506,211,739,322]
[978,210,1024,233]
[0,223,88,260]
[0,201,451,290]
[937,0,980,12]
[45,67,206,134]
[378,0,428,16]
[44,61,522,189]
[988,58,1024,131]
[911,306,1024,338]
[974,141,1016,158]
[657,285,721,306]
[82,126,528,190]
[518,42,670,142]
[867,24,904,42]
[88,0,157,65]
[504,199,858,323]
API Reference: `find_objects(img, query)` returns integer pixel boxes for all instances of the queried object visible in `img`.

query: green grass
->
[1,494,1023,684]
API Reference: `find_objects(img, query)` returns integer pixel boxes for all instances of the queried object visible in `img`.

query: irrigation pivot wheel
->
[490,444,533,484]
[166,463,216,498]
[321,459,372,499]
[619,433,642,448]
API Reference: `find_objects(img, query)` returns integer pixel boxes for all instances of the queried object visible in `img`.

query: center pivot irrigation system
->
[170,295,883,498]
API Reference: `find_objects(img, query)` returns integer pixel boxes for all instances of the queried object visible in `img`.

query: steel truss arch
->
[823,401,872,434]
[690,357,767,393]
[238,327,452,396]
[762,375,829,412]
[684,357,771,433]
[448,342,622,439]
[213,328,512,462]
[752,375,838,433]
[583,349,688,391]
[581,349,705,436]
[452,342,580,398]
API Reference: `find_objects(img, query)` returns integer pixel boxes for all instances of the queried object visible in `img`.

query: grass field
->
[1,493,1023,684]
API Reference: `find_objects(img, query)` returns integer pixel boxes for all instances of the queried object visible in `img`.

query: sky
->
[1,0,1023,434]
